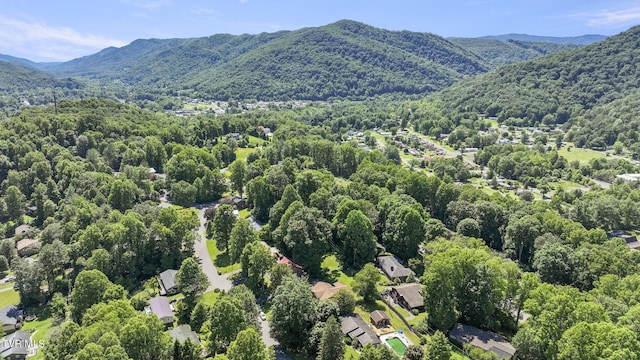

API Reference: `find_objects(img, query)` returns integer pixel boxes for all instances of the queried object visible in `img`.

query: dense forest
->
[0,97,639,360]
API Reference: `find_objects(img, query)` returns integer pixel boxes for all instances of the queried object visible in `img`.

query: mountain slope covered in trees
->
[48,20,490,100]
[0,60,83,95]
[448,38,580,68]
[435,25,640,143]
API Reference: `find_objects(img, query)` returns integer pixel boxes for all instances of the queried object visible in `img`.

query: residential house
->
[390,283,424,312]
[158,269,178,295]
[13,225,32,238]
[230,196,247,210]
[0,305,23,334]
[277,255,304,276]
[0,331,33,360]
[169,324,201,345]
[149,296,175,326]
[449,324,516,359]
[369,310,390,327]
[15,239,38,257]
[376,256,413,282]
[311,281,350,300]
[340,315,380,348]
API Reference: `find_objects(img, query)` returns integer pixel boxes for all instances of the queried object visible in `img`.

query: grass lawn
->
[559,144,605,163]
[320,255,355,287]
[238,208,251,219]
[345,345,360,360]
[247,135,266,146]
[0,282,14,291]
[206,239,241,274]
[0,288,20,308]
[235,148,254,162]
[200,290,221,306]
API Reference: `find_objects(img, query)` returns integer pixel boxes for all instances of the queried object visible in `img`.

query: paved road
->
[192,202,234,292]
[159,194,280,349]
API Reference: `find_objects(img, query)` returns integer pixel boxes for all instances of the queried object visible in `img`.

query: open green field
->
[234,148,254,162]
[558,144,606,163]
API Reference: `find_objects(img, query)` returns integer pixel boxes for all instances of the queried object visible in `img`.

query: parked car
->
[260,311,266,321]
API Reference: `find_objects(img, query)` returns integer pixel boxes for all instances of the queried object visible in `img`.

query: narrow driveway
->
[193,202,233,292]
[159,195,233,292]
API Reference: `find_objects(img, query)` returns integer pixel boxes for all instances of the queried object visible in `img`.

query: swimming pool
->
[385,337,406,356]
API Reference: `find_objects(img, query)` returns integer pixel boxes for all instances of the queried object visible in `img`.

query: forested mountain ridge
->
[435,25,640,138]
[480,33,607,44]
[448,38,580,68]
[46,20,488,100]
[0,60,83,95]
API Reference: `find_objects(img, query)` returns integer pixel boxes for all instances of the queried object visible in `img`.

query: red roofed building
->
[277,255,304,276]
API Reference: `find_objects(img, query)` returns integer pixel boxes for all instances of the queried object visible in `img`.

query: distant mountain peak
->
[478,33,607,45]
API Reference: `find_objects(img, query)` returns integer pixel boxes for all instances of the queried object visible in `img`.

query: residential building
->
[449,324,516,359]
[0,305,23,334]
[376,256,413,282]
[311,281,350,300]
[340,315,380,348]
[0,331,33,360]
[169,324,201,345]
[390,283,424,312]
[15,239,38,257]
[276,255,304,276]
[13,225,32,237]
[369,310,390,327]
[158,269,178,295]
[149,297,175,326]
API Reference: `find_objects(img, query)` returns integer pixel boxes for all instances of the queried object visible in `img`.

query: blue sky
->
[1,0,639,62]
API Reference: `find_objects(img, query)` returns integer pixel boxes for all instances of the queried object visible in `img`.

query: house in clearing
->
[15,238,39,257]
[449,323,516,359]
[277,255,304,276]
[169,324,201,345]
[369,310,390,327]
[390,283,424,312]
[340,315,380,348]
[157,269,178,295]
[310,281,350,300]
[149,296,175,326]
[376,256,413,282]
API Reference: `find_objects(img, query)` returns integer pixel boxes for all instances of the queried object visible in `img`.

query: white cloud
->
[0,16,127,61]
[569,5,640,28]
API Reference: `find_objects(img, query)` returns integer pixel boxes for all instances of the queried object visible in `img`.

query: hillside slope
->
[436,25,640,129]
[480,33,607,45]
[448,38,580,68]
[0,60,82,95]
[49,20,488,100]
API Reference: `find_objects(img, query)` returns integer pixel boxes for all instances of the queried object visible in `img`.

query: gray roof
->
[158,269,177,292]
[392,283,424,309]
[340,315,380,347]
[449,324,516,359]
[0,331,31,357]
[0,305,22,326]
[169,325,201,345]
[377,256,413,279]
[149,296,174,320]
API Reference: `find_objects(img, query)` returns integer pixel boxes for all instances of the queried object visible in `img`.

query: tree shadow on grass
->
[356,299,386,313]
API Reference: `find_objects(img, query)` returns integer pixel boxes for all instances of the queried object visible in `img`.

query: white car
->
[259,311,266,321]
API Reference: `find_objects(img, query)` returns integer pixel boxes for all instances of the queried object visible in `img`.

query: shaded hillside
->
[448,38,580,68]
[0,60,82,95]
[49,20,487,100]
[480,33,607,44]
[436,25,640,128]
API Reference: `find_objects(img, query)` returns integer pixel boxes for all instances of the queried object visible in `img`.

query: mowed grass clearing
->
[559,144,606,163]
